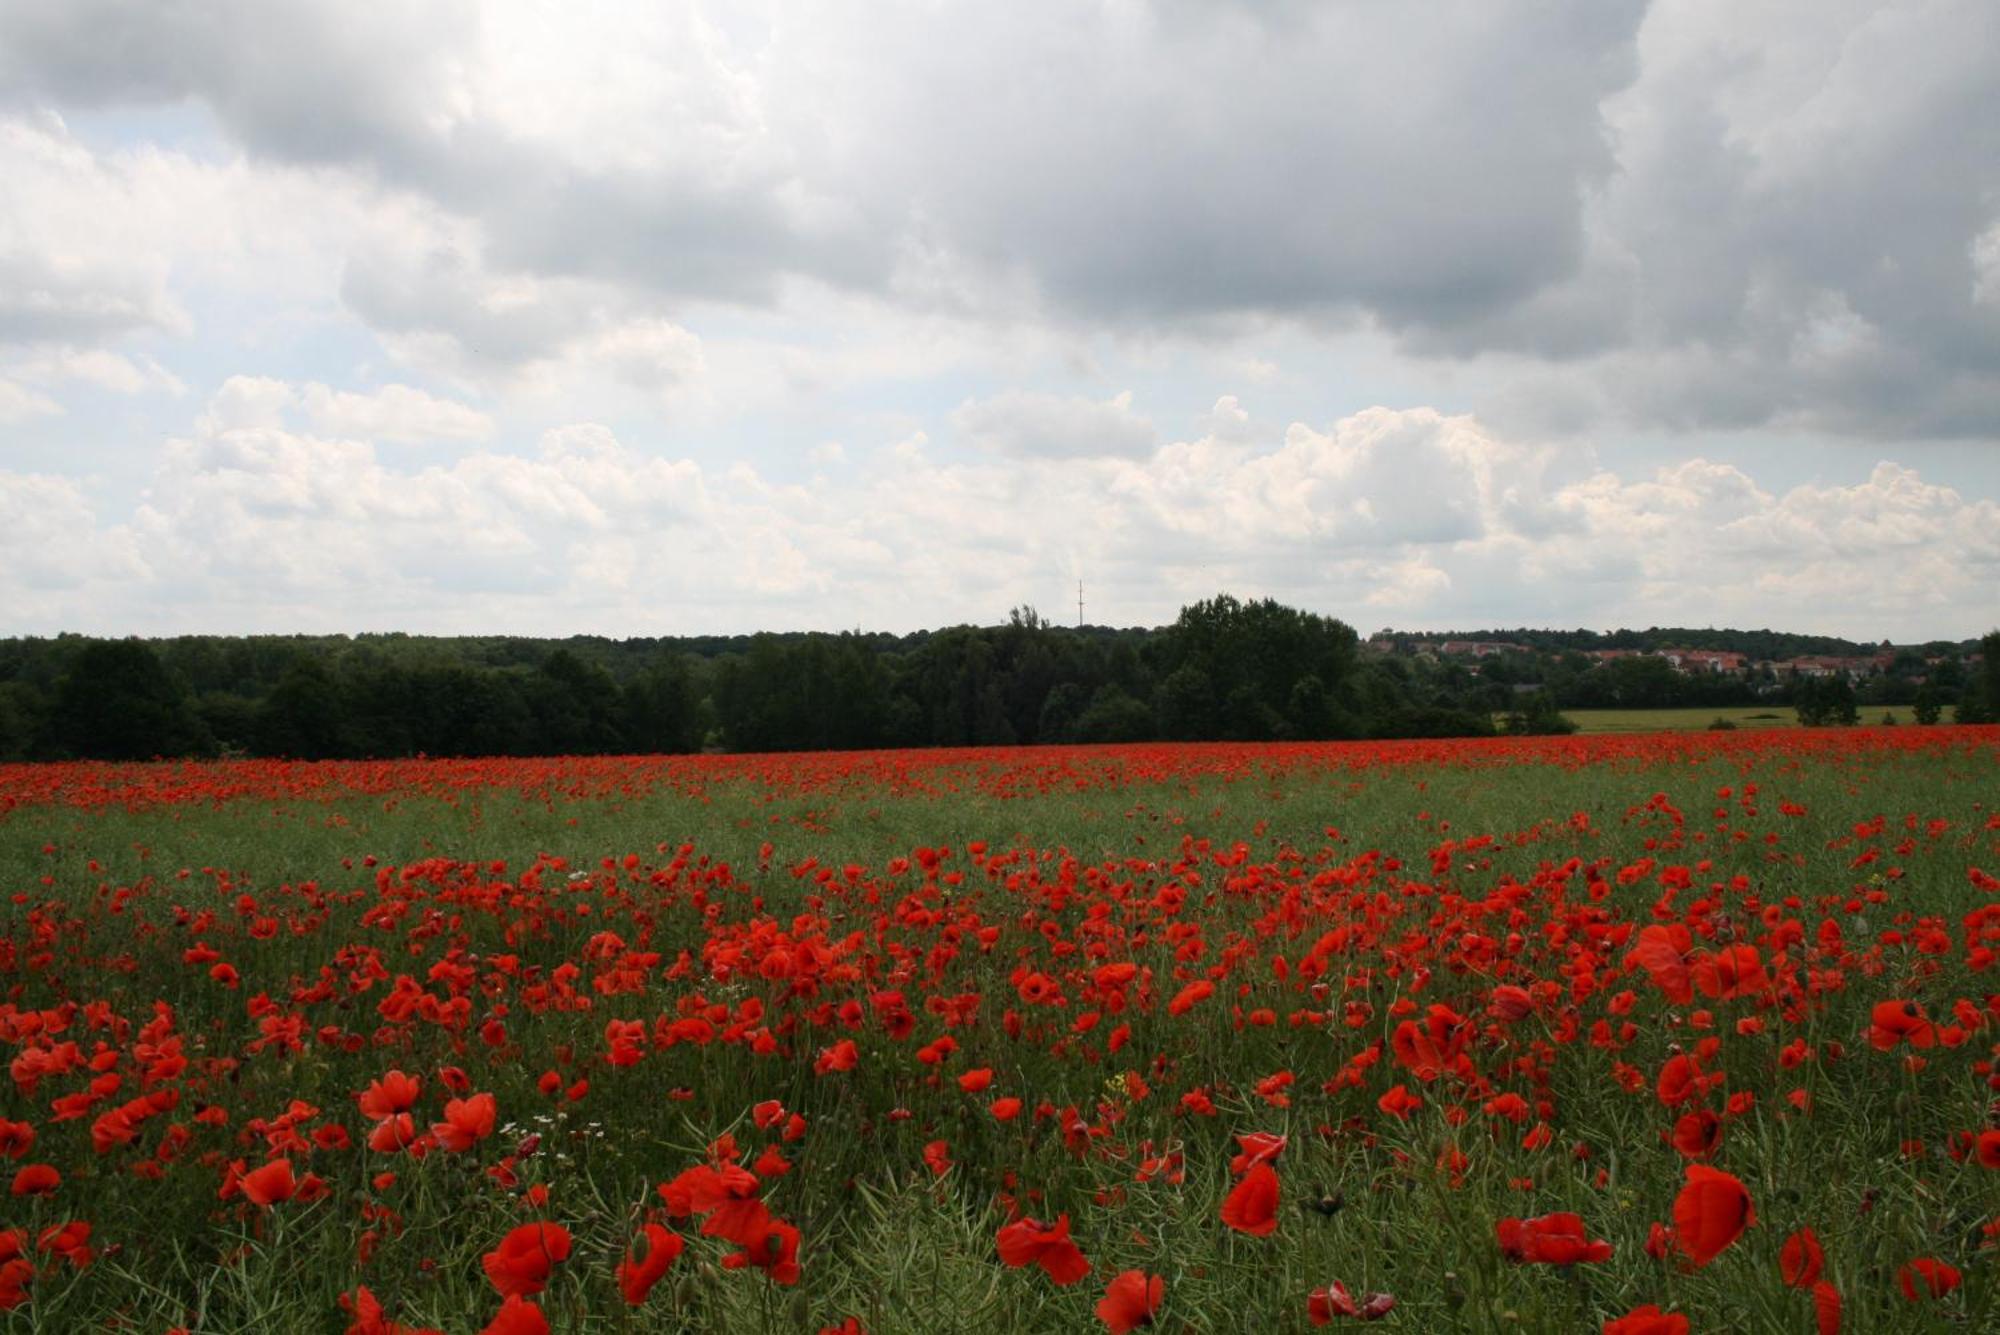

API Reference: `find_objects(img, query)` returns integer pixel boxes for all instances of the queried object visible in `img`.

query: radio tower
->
[1076,579,1085,629]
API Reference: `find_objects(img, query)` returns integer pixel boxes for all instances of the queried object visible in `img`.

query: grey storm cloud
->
[3,0,1999,438]
[830,0,1647,332]
[0,1,484,177]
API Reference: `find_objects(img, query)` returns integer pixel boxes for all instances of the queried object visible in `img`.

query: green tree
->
[254,657,350,758]
[1036,681,1091,744]
[45,639,210,759]
[1502,692,1578,736]
[1793,674,1858,727]
[1369,704,1496,739]
[622,655,702,754]
[895,628,1014,748]
[403,665,534,756]
[1595,655,1685,708]
[1967,630,2000,725]
[527,650,625,753]
[717,634,892,752]
[1070,685,1155,743]
[1151,594,1358,741]
[196,692,260,754]
[0,680,44,760]
[1155,664,1217,741]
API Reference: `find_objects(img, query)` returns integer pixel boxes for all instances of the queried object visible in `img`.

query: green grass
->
[0,736,1995,1332]
[1561,704,1958,733]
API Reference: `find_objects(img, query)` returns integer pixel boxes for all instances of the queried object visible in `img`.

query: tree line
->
[1,604,1993,762]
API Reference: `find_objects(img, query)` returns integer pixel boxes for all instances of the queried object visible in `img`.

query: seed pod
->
[1303,1188,1345,1216]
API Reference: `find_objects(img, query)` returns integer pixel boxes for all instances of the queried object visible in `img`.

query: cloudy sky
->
[3,0,1997,641]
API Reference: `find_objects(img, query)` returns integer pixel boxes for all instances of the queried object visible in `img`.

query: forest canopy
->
[1,605,1992,761]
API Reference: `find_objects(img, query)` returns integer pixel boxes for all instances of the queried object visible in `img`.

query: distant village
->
[1357,630,1990,719]
[1367,637,1972,683]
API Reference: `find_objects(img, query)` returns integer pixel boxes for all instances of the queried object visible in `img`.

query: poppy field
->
[1,728,1998,1333]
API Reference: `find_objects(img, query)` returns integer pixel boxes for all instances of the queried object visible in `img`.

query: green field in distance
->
[1558,704,1957,733]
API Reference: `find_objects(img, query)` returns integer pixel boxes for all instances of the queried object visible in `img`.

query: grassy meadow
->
[0,731,1995,1332]
[1561,706,1958,734]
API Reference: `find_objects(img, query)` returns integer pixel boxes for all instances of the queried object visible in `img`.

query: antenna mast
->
[1076,579,1085,629]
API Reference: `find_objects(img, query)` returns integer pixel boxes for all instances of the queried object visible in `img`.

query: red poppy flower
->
[1655,1048,1724,1108]
[814,1040,859,1074]
[0,1122,34,1161]
[1220,1162,1280,1236]
[0,1253,24,1313]
[1602,1305,1689,1335]
[1691,944,1768,999]
[1779,1227,1823,1288]
[1376,1085,1422,1119]
[1671,1164,1753,1267]
[1866,1000,1935,1051]
[1811,1281,1842,1334]
[1487,984,1535,1022]
[1625,925,1694,1003]
[359,1070,421,1120]
[1391,1004,1469,1080]
[996,1214,1090,1285]
[660,1161,755,1225]
[432,1092,497,1152]
[368,1114,420,1154]
[616,1223,684,1305]
[1670,1110,1722,1159]
[482,1222,572,1297]
[922,1140,952,1176]
[1229,1132,1287,1175]
[1308,1282,1396,1323]
[1898,1257,1960,1300]
[341,1285,445,1335]
[9,1164,58,1197]
[721,1218,801,1285]
[702,1193,775,1252]
[1095,1270,1164,1333]
[239,1159,296,1207]
[1495,1212,1612,1265]
[35,1221,92,1269]
[604,1019,647,1067]
[478,1295,548,1335]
